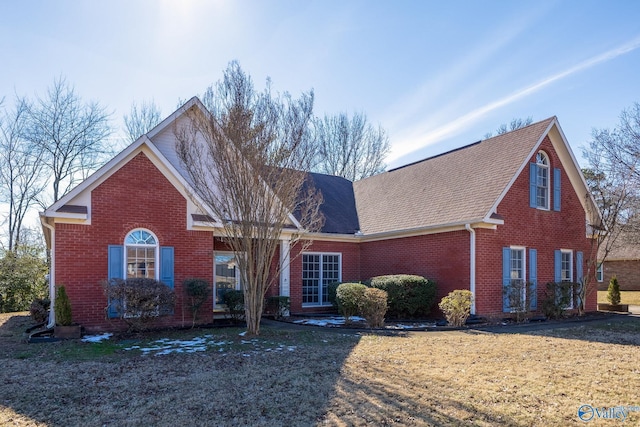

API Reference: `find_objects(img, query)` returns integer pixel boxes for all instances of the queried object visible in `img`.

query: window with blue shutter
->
[529,248,537,309]
[107,245,124,318]
[530,152,550,209]
[553,168,561,211]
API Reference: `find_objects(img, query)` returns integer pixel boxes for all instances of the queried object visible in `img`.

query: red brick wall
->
[55,152,215,332]
[360,231,471,309]
[474,136,596,315]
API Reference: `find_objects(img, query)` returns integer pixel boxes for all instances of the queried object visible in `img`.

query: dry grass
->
[1,312,639,426]
[598,290,640,305]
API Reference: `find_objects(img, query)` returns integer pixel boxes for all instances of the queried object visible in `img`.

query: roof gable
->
[353,117,599,235]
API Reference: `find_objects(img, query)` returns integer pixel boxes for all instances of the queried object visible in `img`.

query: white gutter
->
[40,216,56,328]
[465,224,476,315]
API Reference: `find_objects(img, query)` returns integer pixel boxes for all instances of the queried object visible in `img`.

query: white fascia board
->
[547,122,603,227]
[358,219,495,243]
[146,97,204,139]
[45,137,148,215]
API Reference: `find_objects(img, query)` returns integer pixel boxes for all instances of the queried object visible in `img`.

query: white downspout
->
[465,224,476,315]
[40,216,56,328]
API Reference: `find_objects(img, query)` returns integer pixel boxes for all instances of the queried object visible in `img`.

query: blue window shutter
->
[160,247,174,289]
[553,168,561,211]
[529,163,537,208]
[502,247,511,312]
[554,250,562,282]
[529,248,537,309]
[576,251,583,283]
[107,245,124,318]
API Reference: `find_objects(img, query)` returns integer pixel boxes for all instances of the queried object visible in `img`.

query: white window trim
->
[596,263,603,282]
[560,249,574,309]
[302,252,342,307]
[123,228,159,280]
[560,249,573,282]
[213,251,242,309]
[509,246,527,309]
[535,151,550,211]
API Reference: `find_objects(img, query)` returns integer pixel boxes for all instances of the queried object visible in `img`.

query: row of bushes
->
[330,274,437,319]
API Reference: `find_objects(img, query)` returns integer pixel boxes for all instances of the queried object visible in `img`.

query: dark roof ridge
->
[385,116,557,174]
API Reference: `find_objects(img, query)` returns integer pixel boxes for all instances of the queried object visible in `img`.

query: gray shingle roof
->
[303,172,360,234]
[353,117,556,234]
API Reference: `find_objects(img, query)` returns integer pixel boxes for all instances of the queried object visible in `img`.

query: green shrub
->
[0,246,48,313]
[336,283,366,324]
[541,282,573,319]
[102,278,176,331]
[183,278,210,328]
[607,275,621,305]
[265,296,290,319]
[438,290,472,327]
[222,289,245,323]
[327,282,340,309]
[55,285,73,326]
[29,298,50,324]
[369,274,436,318]
[359,288,388,328]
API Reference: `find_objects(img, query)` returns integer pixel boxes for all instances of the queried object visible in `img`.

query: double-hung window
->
[302,253,341,305]
[535,152,549,209]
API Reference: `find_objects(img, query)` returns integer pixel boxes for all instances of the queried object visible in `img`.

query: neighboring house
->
[598,234,640,291]
[40,98,602,331]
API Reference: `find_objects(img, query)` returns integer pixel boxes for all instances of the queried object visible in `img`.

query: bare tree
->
[124,100,162,143]
[0,99,48,251]
[581,103,640,313]
[176,61,324,335]
[22,77,112,203]
[312,112,390,181]
[484,116,533,139]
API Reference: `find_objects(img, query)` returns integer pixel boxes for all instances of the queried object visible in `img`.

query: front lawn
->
[598,290,640,305]
[1,313,639,426]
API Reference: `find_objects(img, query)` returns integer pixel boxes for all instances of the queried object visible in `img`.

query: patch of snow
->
[239,331,247,336]
[292,316,435,329]
[81,333,113,343]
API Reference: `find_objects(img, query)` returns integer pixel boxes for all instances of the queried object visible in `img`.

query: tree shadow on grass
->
[0,320,364,426]
[321,366,520,426]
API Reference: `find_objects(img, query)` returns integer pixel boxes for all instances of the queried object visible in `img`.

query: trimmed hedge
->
[439,290,472,327]
[336,283,367,324]
[368,274,436,318]
[359,288,388,328]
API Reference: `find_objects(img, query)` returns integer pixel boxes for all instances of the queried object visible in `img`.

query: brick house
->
[598,234,640,291]
[40,98,602,331]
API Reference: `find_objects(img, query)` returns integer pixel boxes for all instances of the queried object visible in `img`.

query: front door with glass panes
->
[214,253,242,308]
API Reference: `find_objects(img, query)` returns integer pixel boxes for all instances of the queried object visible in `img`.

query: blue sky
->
[1,0,639,169]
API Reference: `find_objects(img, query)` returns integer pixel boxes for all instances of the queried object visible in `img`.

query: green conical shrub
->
[607,275,621,305]
[55,285,73,326]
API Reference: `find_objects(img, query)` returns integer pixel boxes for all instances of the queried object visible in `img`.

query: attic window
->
[534,151,549,209]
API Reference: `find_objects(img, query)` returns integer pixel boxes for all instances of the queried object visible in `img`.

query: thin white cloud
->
[388,35,640,162]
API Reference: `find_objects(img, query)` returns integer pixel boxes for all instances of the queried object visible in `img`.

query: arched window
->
[534,151,549,209]
[125,229,158,279]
